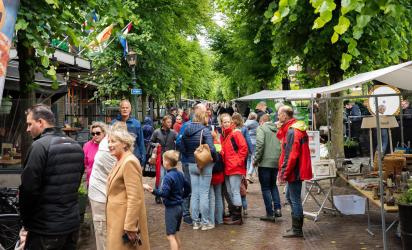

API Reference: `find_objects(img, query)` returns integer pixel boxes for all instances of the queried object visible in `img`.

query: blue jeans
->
[241,196,247,210]
[285,180,303,218]
[258,167,281,216]
[189,163,213,225]
[209,184,223,225]
[181,163,191,218]
[246,144,256,175]
[225,175,242,206]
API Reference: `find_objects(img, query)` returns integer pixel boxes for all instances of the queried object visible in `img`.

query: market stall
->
[235,61,412,250]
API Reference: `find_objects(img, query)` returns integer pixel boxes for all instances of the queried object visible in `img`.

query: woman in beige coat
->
[106,127,150,250]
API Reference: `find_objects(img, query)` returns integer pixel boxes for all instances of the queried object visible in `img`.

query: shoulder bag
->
[194,129,213,170]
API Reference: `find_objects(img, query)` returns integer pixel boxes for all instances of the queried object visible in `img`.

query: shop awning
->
[235,61,412,101]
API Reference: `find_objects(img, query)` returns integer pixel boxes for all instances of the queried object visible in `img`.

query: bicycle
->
[0,187,20,250]
[0,214,21,250]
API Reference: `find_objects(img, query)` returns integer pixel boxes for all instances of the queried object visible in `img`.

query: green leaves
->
[331,32,339,44]
[341,0,358,15]
[341,53,352,70]
[271,0,297,24]
[15,19,29,31]
[311,0,336,29]
[334,16,350,35]
[45,0,59,8]
[41,56,49,68]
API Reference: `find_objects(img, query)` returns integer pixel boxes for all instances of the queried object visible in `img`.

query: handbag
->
[240,176,248,196]
[194,129,213,170]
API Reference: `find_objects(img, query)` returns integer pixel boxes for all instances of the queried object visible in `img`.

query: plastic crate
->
[333,195,366,215]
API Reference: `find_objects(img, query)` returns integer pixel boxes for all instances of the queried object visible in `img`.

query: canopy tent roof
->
[235,61,412,101]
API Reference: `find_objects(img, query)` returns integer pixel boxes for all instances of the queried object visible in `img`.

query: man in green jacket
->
[253,114,282,221]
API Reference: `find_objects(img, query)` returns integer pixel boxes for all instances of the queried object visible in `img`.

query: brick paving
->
[79,175,403,250]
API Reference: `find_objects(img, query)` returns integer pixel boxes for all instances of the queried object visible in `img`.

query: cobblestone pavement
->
[79,175,402,250]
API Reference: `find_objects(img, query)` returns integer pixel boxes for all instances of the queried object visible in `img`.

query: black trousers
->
[25,230,79,250]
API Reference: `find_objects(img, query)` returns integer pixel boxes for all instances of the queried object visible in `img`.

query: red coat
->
[173,121,182,133]
[221,126,248,176]
[277,118,312,182]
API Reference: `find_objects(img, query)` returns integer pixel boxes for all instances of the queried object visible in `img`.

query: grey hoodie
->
[254,122,281,168]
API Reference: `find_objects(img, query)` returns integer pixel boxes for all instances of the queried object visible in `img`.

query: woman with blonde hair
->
[220,113,248,224]
[106,128,150,250]
[180,107,216,230]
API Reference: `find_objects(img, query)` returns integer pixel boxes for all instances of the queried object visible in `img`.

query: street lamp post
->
[178,78,182,107]
[126,51,138,119]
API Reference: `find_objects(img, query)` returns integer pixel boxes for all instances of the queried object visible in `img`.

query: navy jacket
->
[180,122,216,164]
[152,168,191,207]
[112,115,146,163]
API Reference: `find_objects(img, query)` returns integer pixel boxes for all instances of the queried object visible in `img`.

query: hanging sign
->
[0,0,20,105]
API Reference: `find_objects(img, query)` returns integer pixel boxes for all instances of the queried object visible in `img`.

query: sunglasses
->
[91,132,102,136]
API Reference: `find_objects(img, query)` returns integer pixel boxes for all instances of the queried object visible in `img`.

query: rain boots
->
[283,216,304,238]
[224,206,243,225]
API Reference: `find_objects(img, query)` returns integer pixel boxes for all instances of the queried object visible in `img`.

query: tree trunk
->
[329,69,345,160]
[17,31,36,160]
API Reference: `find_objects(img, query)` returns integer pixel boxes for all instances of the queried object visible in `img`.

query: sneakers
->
[183,216,193,225]
[243,209,248,216]
[155,196,162,204]
[274,209,282,217]
[193,222,201,230]
[259,215,276,222]
[201,224,215,231]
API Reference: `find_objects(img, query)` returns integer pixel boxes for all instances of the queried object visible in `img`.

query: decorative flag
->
[123,22,132,35]
[119,35,128,57]
[82,10,98,34]
[119,22,133,57]
[0,0,20,105]
[88,24,114,49]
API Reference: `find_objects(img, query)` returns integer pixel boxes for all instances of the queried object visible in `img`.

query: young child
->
[143,150,190,250]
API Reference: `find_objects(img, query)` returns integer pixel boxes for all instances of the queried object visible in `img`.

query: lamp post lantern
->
[126,51,139,119]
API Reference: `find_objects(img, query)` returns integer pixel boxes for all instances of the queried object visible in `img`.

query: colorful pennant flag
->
[88,24,114,49]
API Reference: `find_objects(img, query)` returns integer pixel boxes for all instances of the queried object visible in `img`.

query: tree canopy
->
[89,0,215,103]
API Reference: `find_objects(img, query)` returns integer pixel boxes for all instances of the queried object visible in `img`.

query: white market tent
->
[235,61,412,101]
[235,61,412,250]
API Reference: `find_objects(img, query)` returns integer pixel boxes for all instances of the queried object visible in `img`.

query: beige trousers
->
[90,199,107,250]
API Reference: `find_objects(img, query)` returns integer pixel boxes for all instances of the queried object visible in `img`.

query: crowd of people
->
[17,100,313,250]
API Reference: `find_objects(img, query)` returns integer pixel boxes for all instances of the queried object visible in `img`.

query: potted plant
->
[78,182,88,223]
[398,188,412,249]
[344,138,359,158]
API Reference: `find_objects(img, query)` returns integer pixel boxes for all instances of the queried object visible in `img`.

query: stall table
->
[0,159,21,168]
[338,172,398,236]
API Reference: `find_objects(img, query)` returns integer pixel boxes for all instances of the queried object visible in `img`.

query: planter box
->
[78,194,88,223]
[398,203,412,249]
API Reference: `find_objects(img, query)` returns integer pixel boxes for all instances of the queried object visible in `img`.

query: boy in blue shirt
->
[143,150,190,250]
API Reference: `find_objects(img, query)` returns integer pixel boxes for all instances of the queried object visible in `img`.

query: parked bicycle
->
[0,187,20,250]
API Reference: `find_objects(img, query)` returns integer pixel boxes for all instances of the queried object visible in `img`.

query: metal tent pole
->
[311,97,314,130]
[399,96,404,146]
[374,96,387,250]
[326,99,331,143]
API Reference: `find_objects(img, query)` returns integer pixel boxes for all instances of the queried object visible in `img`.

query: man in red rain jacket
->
[277,105,312,238]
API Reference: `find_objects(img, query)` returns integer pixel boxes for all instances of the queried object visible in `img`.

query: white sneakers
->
[201,224,215,231]
[193,222,215,230]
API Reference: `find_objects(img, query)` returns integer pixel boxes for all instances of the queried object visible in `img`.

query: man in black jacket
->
[19,104,84,250]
